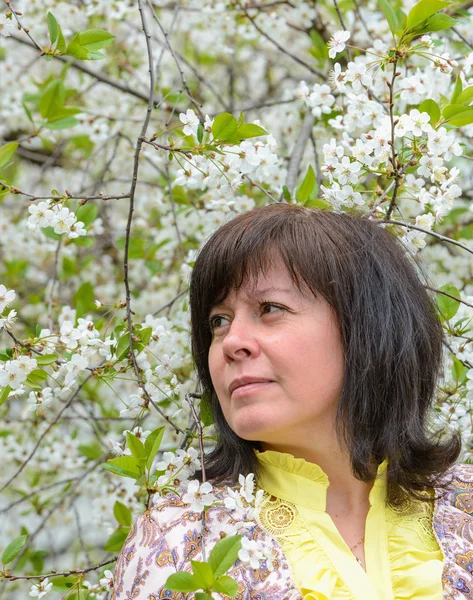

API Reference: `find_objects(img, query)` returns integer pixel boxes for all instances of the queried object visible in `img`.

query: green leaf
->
[309,29,329,62]
[212,113,238,141]
[424,13,457,31]
[200,393,214,427]
[450,76,463,104]
[113,501,133,527]
[282,185,291,202]
[35,353,58,365]
[0,386,11,407]
[47,12,58,45]
[164,572,199,593]
[78,441,103,460]
[2,535,28,564]
[74,281,95,314]
[236,124,268,140]
[406,0,450,30]
[76,203,98,227]
[137,327,152,346]
[442,104,471,119]
[418,99,440,126]
[456,86,473,106]
[191,561,214,589]
[0,142,19,169]
[195,594,213,600]
[213,575,239,597]
[447,109,473,127]
[27,369,48,383]
[104,527,129,552]
[103,456,141,479]
[39,80,65,119]
[75,29,115,51]
[197,123,204,143]
[65,34,92,60]
[126,432,146,460]
[208,535,242,578]
[44,117,79,130]
[437,284,460,321]
[296,164,317,203]
[452,356,468,384]
[115,332,131,361]
[56,22,67,54]
[378,0,400,35]
[144,426,165,472]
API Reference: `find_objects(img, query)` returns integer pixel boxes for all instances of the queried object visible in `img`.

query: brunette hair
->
[189,203,461,506]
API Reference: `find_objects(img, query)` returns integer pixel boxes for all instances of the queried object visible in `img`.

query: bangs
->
[191,208,332,325]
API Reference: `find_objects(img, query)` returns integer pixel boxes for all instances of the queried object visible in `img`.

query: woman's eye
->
[261,302,284,315]
[209,315,229,330]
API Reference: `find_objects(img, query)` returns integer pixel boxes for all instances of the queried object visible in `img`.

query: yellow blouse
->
[254,450,444,600]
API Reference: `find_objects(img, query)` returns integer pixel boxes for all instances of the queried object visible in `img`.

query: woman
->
[112,204,473,600]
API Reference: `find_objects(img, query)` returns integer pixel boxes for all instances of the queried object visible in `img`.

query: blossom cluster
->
[1,1,473,598]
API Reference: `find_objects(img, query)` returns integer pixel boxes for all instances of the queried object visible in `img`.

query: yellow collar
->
[255,450,388,511]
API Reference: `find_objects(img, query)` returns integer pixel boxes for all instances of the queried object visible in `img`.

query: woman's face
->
[207,258,345,446]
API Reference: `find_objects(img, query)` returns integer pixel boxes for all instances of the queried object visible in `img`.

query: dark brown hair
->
[189,204,461,506]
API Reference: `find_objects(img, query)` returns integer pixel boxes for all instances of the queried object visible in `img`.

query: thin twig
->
[285,111,314,193]
[237,0,325,79]
[382,219,473,257]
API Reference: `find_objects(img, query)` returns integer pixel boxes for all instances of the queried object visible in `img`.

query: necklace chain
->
[349,536,365,552]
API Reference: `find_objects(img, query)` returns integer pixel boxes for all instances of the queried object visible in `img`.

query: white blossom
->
[327,30,350,59]
[182,480,216,512]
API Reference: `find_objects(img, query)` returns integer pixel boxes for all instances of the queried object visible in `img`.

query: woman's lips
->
[231,381,273,398]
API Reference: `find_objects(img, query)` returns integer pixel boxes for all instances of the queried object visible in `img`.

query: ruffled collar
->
[255,449,388,511]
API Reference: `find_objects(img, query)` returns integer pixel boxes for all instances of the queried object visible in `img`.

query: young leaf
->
[76,203,98,227]
[406,0,450,30]
[450,76,463,104]
[452,355,468,384]
[211,113,238,141]
[236,123,268,140]
[419,99,440,125]
[191,561,214,589]
[0,142,19,169]
[126,432,146,460]
[442,104,471,119]
[74,29,115,51]
[113,501,132,527]
[144,426,165,472]
[115,332,131,361]
[208,535,242,578]
[0,385,11,406]
[378,0,400,36]
[104,527,129,552]
[46,12,58,45]
[2,534,28,564]
[447,109,473,127]
[213,575,239,597]
[165,572,199,593]
[103,456,141,479]
[56,22,67,54]
[197,123,204,143]
[436,284,460,321]
[424,13,457,31]
[200,393,214,427]
[282,185,292,202]
[39,80,66,119]
[35,354,58,365]
[456,86,473,106]
[296,164,317,203]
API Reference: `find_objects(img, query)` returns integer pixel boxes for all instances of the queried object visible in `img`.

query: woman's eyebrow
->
[209,287,293,312]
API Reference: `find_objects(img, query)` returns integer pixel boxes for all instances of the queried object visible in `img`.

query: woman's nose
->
[221,316,261,361]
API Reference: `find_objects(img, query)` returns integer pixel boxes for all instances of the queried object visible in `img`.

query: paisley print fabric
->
[112,463,473,599]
